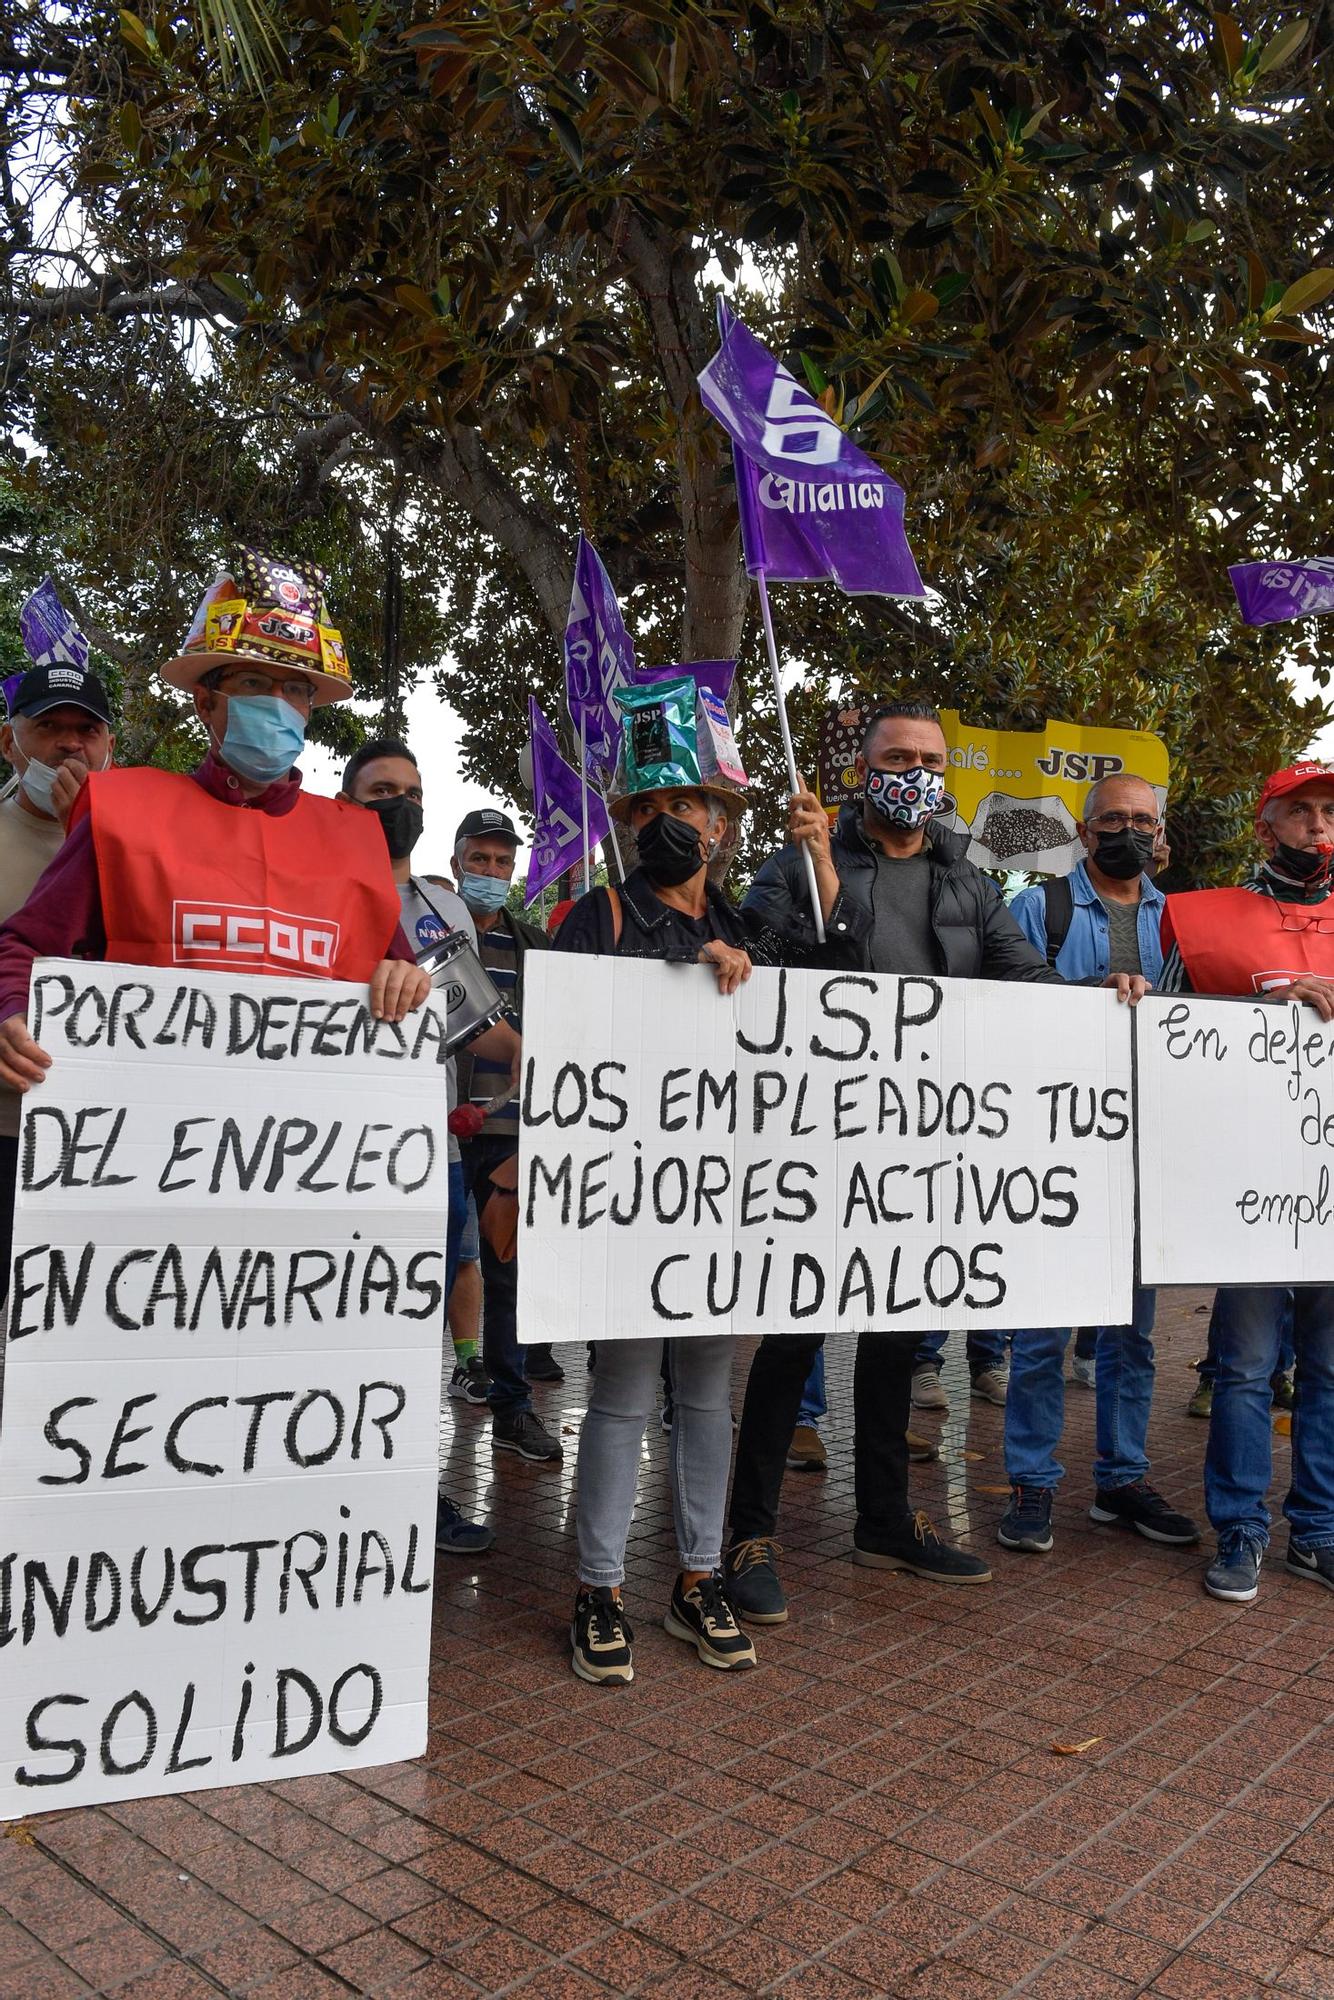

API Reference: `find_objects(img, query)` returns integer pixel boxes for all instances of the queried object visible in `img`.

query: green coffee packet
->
[614,677,703,792]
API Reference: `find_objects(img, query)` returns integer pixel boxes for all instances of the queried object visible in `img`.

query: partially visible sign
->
[0,961,447,1819]
[815,699,1169,874]
[1137,993,1334,1286]
[519,957,1135,1341]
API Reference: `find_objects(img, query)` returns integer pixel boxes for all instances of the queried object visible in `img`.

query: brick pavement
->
[3,1290,1333,2000]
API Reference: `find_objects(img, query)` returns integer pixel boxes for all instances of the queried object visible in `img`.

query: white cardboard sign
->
[1137,992,1334,1285]
[0,960,449,1820]
[518,957,1135,1340]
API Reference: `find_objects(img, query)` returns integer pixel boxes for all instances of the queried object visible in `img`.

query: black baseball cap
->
[455,808,520,845]
[9,663,114,726]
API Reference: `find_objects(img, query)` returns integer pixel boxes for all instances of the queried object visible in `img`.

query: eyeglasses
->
[1279,912,1334,935]
[216,670,315,707]
[1088,813,1161,833]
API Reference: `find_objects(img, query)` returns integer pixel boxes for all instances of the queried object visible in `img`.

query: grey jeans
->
[576,1336,735,1588]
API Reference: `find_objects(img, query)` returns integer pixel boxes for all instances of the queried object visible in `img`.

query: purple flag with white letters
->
[635,660,737,708]
[1230,559,1334,627]
[19,577,90,670]
[525,698,611,904]
[564,536,636,785]
[698,305,925,599]
[2,672,22,716]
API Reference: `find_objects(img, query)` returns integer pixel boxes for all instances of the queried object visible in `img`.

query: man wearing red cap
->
[1160,759,1334,1603]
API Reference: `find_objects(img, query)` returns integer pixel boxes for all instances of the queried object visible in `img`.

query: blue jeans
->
[1205,1286,1334,1548]
[914,1328,1009,1371]
[1198,1291,1295,1387]
[1004,1288,1157,1491]
[444,1160,467,1301]
[798,1349,826,1426]
[461,1138,531,1422]
[576,1336,735,1586]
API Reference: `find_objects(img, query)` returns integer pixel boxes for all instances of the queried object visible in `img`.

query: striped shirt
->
[468,919,521,1138]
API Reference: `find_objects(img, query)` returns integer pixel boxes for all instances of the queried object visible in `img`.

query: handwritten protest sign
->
[519,958,1134,1340]
[1137,993,1334,1285]
[0,960,448,1819]
[815,699,1169,875]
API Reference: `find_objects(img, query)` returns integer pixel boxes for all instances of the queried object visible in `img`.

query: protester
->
[449,806,564,1459]
[0,662,115,1311]
[1188,1292,1294,1419]
[723,699,1149,1625]
[554,689,762,1685]
[446,1198,490,1404]
[911,1331,1010,1410]
[992,776,1198,1555]
[1160,759,1334,1602]
[337,739,523,1545]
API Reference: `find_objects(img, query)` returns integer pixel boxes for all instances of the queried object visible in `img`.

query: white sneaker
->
[911,1364,949,1412]
[970,1366,1010,1406]
[1071,1355,1096,1389]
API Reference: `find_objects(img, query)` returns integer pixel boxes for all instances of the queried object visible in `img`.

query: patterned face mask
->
[864,764,946,829]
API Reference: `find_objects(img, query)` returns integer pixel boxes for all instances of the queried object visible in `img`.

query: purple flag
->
[698,305,925,599]
[1230,560,1334,627]
[525,698,611,904]
[635,660,737,708]
[19,577,90,670]
[2,672,22,717]
[564,535,636,785]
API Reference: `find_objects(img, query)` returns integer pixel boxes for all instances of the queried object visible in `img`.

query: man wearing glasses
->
[0,550,430,1105]
[997,775,1200,1559]
[1160,760,1334,1604]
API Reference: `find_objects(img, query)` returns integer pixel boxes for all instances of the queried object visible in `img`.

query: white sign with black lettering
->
[519,958,1134,1340]
[0,960,449,1819]
[1138,993,1334,1284]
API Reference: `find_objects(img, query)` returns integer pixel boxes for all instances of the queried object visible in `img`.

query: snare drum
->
[417,931,506,1053]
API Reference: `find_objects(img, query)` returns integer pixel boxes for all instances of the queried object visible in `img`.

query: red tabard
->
[1165,885,1334,997]
[82,768,399,981]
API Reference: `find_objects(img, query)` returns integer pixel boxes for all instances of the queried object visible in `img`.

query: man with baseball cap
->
[0,548,430,1122]
[0,660,117,1306]
[1160,758,1334,1603]
[449,806,565,1456]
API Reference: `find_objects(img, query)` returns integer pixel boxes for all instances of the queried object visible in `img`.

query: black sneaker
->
[1204,1531,1264,1603]
[447,1356,491,1405]
[997,1485,1054,1554]
[526,1344,566,1383]
[1286,1541,1334,1591]
[1088,1479,1199,1545]
[664,1573,757,1669]
[492,1410,564,1463]
[722,1538,788,1624]
[571,1588,634,1685]
[852,1512,992,1584]
[435,1494,494,1555]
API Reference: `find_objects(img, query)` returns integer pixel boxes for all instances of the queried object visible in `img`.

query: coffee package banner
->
[518,957,1135,1342]
[815,701,1169,875]
[0,960,449,1820]
[1137,993,1334,1287]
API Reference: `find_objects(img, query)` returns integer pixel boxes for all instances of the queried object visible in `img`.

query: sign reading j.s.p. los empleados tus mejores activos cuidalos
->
[0,959,451,1819]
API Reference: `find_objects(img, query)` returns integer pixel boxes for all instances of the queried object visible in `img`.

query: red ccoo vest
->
[80,767,399,982]
[1164,884,1334,997]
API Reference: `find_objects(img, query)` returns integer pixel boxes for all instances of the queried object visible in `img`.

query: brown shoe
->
[785,1423,827,1471]
[907,1430,940,1463]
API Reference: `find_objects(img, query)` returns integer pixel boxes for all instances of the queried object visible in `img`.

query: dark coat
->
[553,866,751,962]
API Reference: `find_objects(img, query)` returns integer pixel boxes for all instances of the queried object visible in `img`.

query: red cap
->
[1255,760,1334,828]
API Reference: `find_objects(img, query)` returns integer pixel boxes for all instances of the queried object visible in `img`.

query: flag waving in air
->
[1230,560,1334,627]
[698,305,925,600]
[525,698,610,904]
[19,577,90,670]
[563,535,636,784]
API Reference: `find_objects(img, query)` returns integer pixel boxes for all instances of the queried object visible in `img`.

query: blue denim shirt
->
[1009,860,1166,983]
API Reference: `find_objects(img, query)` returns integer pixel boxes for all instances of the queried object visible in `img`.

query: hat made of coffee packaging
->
[161,548,352,706]
[606,675,749,824]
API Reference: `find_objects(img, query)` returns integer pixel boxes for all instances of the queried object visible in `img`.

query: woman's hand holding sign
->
[0,1012,50,1093]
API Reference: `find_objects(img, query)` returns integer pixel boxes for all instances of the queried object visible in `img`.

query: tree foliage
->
[3,0,1332,879]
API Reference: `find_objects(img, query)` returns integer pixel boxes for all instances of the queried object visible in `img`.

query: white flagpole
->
[578,710,592,896]
[755,573,826,945]
[604,801,627,883]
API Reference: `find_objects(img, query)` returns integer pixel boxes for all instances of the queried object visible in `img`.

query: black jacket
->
[743,804,1062,984]
[554,866,752,962]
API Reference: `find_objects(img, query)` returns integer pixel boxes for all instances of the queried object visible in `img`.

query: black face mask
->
[1274,839,1334,888]
[366,794,424,861]
[1092,828,1155,880]
[637,811,706,888]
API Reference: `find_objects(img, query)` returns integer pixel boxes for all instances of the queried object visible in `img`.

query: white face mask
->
[18,744,110,817]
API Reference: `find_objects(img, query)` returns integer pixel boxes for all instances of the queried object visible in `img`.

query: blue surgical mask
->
[459,872,511,914]
[217,695,307,785]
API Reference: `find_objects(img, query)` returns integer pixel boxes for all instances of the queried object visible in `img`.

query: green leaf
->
[118,10,154,56]
[1278,268,1334,316]
[798,351,828,396]
[1256,18,1308,73]
[211,273,252,305]
[547,105,584,172]
[119,102,142,149]
[1215,14,1245,76]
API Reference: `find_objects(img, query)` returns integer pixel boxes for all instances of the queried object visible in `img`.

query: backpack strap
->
[1042,875,1075,969]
